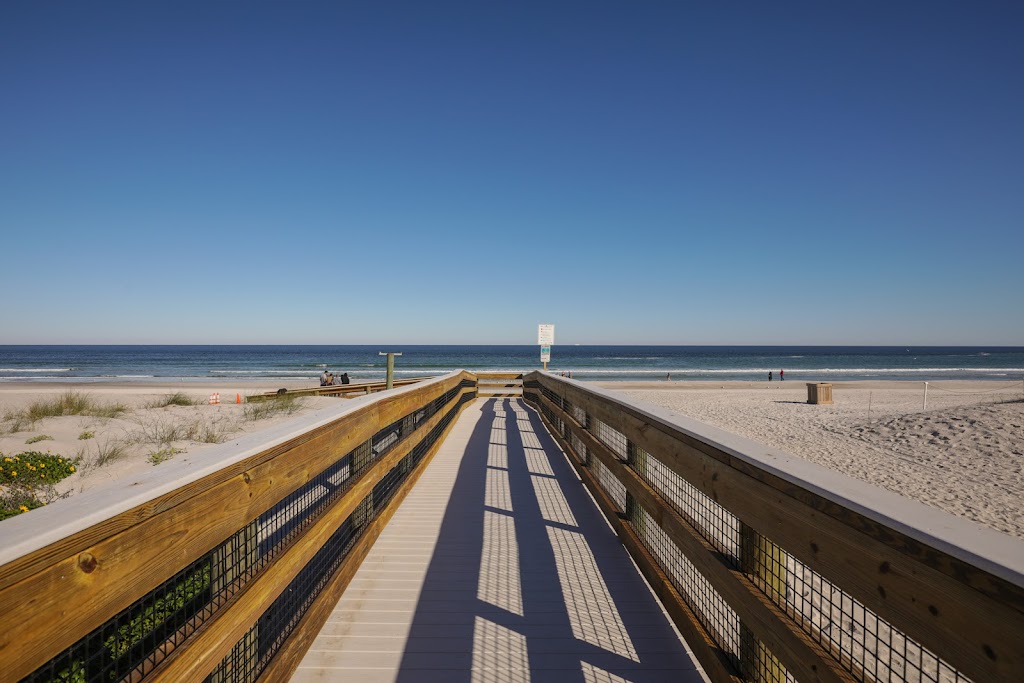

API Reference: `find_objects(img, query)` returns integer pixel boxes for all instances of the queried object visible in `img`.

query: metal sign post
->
[379,352,403,389]
[538,324,555,371]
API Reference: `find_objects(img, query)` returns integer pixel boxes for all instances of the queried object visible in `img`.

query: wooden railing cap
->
[0,372,466,569]
[530,372,1024,588]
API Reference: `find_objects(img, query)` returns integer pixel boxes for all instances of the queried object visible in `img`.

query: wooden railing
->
[0,371,476,683]
[7,370,1022,683]
[523,372,1024,683]
[475,372,524,398]
[246,376,433,401]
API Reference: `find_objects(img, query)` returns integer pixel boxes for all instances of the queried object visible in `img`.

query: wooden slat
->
[255,392,471,682]
[473,372,524,380]
[540,394,854,683]
[247,377,431,401]
[0,374,470,682]
[530,373,1024,683]
[527,397,742,683]
[144,388,471,683]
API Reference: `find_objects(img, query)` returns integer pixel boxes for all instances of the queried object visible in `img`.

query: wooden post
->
[740,525,787,682]
[583,414,592,466]
[210,519,259,683]
[379,352,403,390]
[626,442,647,534]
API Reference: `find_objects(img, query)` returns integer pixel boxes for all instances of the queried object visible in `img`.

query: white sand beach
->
[603,380,1024,539]
[3,378,1023,539]
[0,380,326,502]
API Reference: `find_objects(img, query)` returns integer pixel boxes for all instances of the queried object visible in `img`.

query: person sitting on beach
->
[340,372,351,385]
[325,371,334,385]
[332,373,344,386]
[320,370,330,386]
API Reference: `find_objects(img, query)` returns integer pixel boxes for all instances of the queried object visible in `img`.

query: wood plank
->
[541,395,854,683]
[255,393,470,682]
[145,390,470,683]
[0,373,469,592]
[247,377,431,401]
[530,373,1024,682]
[0,377,470,682]
[527,397,742,683]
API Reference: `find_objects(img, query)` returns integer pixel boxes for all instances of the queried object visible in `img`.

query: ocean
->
[1,345,1022,383]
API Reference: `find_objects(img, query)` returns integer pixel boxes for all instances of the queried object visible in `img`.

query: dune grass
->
[2,392,129,432]
[92,438,131,467]
[25,434,54,445]
[131,416,236,448]
[145,392,197,408]
[242,394,301,421]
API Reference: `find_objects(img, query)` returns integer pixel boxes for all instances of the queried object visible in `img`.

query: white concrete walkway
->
[292,398,706,683]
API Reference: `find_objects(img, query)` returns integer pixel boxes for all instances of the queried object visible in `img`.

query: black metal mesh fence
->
[205,389,473,683]
[529,379,973,683]
[23,383,470,683]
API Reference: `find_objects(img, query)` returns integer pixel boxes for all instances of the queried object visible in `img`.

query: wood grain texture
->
[527,396,743,683]
[145,389,470,683]
[255,393,470,682]
[528,373,1024,683]
[0,375,470,683]
[540,394,854,683]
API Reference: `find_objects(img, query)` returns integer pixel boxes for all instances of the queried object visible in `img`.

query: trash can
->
[806,383,833,405]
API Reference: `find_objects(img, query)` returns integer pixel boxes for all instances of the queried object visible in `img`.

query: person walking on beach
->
[780,369,785,381]
[768,371,773,382]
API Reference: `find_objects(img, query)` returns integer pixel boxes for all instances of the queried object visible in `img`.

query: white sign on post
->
[540,345,551,363]
[537,324,555,346]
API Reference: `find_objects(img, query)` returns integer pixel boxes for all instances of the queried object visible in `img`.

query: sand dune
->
[607,380,1024,538]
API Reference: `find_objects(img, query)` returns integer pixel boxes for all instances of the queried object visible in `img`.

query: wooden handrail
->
[246,376,433,401]
[0,371,476,683]
[524,371,1024,683]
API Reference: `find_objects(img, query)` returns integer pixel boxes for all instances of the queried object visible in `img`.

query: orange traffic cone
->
[236,393,241,404]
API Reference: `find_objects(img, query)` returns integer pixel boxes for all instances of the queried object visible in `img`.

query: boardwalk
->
[293,398,706,683]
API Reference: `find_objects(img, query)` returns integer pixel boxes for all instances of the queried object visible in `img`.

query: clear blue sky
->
[2,2,1022,345]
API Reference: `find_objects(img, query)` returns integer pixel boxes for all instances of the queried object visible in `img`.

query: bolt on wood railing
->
[523,371,1024,683]
[0,371,477,683]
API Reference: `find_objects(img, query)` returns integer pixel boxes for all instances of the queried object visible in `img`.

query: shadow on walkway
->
[393,398,704,683]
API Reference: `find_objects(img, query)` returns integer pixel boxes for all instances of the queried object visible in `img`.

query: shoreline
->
[2,377,1021,387]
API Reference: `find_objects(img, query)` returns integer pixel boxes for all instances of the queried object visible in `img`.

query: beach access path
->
[292,397,706,683]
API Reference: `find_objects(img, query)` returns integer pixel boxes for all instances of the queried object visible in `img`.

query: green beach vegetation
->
[0,451,79,520]
[243,394,301,421]
[2,391,128,433]
[145,392,197,408]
